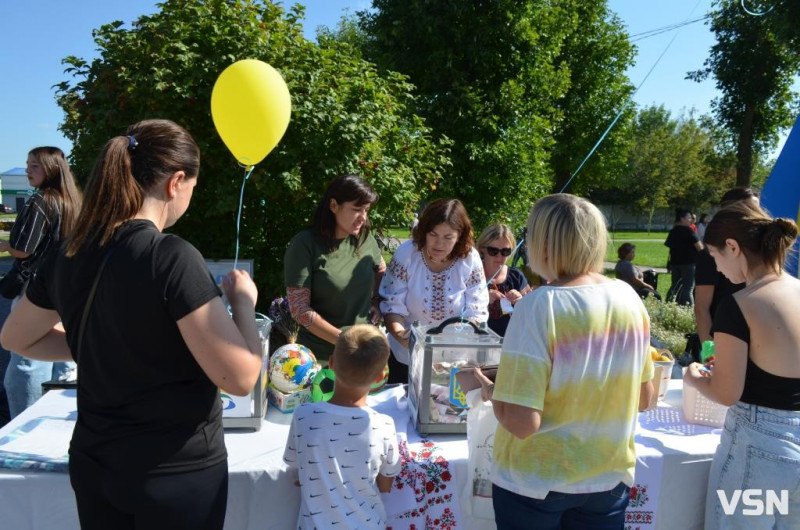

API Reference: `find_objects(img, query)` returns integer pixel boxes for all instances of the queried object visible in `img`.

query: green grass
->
[388,227,410,240]
[608,231,669,241]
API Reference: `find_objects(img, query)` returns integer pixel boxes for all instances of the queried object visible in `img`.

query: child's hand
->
[293,479,300,487]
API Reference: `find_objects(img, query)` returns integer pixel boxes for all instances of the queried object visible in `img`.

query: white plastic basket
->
[682,381,729,427]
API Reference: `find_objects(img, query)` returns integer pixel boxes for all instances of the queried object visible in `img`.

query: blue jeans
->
[493,482,631,530]
[705,402,800,530]
[667,263,695,305]
[3,353,75,418]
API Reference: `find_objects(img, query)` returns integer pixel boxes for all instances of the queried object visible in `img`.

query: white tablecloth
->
[0,380,720,530]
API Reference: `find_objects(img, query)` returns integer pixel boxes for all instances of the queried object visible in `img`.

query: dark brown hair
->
[411,198,474,260]
[332,324,390,387]
[720,187,757,207]
[27,147,82,239]
[65,119,199,256]
[312,175,378,252]
[617,243,635,260]
[704,201,798,274]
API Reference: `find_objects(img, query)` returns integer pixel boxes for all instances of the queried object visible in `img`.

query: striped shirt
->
[10,191,59,276]
[492,279,653,499]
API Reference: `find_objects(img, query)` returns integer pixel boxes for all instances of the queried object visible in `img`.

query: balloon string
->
[233,165,255,270]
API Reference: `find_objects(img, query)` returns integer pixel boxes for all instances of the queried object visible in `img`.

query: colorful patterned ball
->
[268,344,319,394]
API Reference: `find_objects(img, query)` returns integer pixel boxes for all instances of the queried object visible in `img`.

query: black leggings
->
[69,451,228,530]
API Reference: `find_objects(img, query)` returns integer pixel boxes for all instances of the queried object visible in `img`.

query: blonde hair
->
[476,223,516,255]
[332,324,390,387]
[526,194,607,281]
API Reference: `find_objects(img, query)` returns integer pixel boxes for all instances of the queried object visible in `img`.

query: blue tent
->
[761,115,800,277]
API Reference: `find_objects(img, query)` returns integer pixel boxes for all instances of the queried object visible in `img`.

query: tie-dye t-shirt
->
[491,279,653,499]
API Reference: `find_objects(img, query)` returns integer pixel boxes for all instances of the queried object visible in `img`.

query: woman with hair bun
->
[0,146,81,418]
[684,200,800,529]
[1,119,263,529]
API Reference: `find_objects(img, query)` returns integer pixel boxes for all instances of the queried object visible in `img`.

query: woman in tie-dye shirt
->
[475,194,654,530]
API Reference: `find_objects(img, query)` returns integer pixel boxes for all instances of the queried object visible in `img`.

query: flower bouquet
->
[268,296,299,344]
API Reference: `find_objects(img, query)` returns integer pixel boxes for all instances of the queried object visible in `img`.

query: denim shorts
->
[705,401,800,530]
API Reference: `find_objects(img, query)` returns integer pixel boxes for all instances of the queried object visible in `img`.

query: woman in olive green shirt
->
[284,175,384,360]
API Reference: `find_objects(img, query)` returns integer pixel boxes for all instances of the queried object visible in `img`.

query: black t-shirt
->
[712,296,800,410]
[664,225,700,265]
[694,248,745,318]
[27,220,226,474]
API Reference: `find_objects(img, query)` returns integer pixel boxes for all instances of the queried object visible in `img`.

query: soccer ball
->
[268,344,319,394]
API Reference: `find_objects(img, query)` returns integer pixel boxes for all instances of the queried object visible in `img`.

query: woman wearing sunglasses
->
[379,198,488,383]
[477,224,531,336]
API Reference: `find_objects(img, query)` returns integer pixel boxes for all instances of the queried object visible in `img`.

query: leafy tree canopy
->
[687,0,800,187]
[55,0,450,303]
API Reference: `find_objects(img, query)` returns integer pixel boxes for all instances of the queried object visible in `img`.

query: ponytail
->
[65,119,199,257]
[704,201,798,274]
[760,217,799,271]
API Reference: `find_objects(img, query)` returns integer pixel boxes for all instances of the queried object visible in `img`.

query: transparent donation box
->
[408,317,503,434]
[221,316,272,430]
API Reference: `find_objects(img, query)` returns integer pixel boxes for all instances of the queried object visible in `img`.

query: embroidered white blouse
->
[378,240,489,364]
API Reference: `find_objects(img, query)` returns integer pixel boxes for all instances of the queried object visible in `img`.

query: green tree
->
[55,0,449,303]
[620,106,722,228]
[359,0,573,228]
[549,0,636,197]
[687,0,800,187]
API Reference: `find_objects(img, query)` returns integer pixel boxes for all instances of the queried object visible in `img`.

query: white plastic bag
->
[462,388,497,520]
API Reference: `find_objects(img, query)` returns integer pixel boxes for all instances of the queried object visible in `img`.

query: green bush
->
[644,297,695,357]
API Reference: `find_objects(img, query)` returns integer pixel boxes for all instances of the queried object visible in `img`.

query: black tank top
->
[712,295,800,410]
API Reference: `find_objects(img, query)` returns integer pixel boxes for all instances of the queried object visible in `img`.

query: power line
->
[629,15,709,43]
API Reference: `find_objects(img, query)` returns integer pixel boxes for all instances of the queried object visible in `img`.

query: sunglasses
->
[485,246,512,257]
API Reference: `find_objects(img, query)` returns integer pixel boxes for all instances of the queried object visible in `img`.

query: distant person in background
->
[683,200,800,529]
[477,223,530,336]
[694,188,757,343]
[614,243,661,300]
[664,208,703,305]
[0,147,81,418]
[696,213,710,240]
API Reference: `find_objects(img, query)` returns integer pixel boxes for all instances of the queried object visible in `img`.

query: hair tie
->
[126,135,138,152]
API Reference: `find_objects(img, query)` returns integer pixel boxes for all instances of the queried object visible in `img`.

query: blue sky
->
[0,0,774,173]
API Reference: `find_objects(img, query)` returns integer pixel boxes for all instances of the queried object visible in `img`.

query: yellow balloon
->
[211,59,292,167]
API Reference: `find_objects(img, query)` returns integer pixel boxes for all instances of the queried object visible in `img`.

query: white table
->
[0,380,720,530]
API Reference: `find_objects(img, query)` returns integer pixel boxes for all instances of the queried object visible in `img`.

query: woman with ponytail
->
[0,146,81,418]
[683,200,800,529]
[1,120,263,529]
